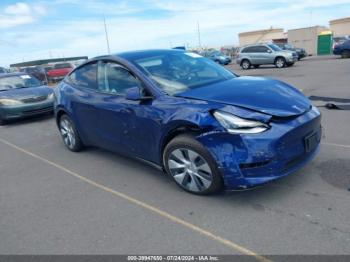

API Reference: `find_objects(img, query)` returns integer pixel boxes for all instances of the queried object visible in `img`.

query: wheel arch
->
[240,58,251,66]
[55,108,69,127]
[274,56,286,63]
[159,122,202,166]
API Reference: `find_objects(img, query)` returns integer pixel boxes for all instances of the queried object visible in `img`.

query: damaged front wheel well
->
[160,125,202,166]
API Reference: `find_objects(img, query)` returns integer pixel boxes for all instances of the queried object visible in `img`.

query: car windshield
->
[131,52,235,95]
[268,44,283,51]
[0,75,42,91]
[23,67,37,73]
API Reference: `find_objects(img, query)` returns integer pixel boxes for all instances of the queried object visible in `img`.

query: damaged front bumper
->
[196,106,322,190]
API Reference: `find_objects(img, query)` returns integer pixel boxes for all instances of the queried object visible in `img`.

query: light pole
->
[197,21,202,49]
[104,17,111,54]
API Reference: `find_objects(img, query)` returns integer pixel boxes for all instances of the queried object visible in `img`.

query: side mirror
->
[125,87,152,101]
[267,49,272,53]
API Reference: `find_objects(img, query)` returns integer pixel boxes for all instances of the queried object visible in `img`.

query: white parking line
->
[0,137,271,262]
[322,142,350,149]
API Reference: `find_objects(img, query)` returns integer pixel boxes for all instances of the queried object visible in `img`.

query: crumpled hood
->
[0,86,53,100]
[176,76,311,117]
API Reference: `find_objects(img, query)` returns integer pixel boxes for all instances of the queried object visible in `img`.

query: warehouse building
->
[330,17,350,37]
[287,26,329,56]
[238,28,285,46]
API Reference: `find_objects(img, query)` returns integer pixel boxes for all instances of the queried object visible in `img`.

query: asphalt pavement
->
[1,55,349,257]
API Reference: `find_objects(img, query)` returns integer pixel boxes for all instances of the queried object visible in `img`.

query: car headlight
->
[48,93,54,100]
[213,110,269,134]
[0,99,23,106]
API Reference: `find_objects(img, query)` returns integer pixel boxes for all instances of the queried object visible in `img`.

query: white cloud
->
[4,2,31,15]
[0,2,47,29]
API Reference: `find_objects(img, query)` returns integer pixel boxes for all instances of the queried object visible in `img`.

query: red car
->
[47,63,74,83]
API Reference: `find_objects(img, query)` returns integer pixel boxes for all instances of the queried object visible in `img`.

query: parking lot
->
[1,56,349,257]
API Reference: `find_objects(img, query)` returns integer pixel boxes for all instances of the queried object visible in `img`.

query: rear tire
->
[241,59,251,70]
[341,50,350,58]
[163,135,223,195]
[275,57,286,68]
[58,114,84,152]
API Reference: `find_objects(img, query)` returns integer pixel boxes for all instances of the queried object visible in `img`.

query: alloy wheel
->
[167,148,213,193]
[275,58,285,68]
[242,60,250,70]
[60,118,76,149]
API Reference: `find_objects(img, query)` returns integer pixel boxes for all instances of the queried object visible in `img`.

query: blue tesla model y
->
[54,49,321,194]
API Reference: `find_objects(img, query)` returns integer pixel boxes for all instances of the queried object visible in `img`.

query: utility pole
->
[197,21,202,49]
[310,10,313,27]
[104,17,111,54]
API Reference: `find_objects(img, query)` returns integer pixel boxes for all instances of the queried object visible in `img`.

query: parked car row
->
[4,63,75,85]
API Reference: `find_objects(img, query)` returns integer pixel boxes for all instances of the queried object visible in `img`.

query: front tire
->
[59,114,83,152]
[163,135,223,195]
[275,57,286,68]
[241,59,251,70]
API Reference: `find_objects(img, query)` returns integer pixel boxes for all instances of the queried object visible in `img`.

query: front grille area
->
[23,106,52,115]
[21,95,47,103]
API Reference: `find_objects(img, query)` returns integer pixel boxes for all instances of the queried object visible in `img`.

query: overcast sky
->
[1,0,350,66]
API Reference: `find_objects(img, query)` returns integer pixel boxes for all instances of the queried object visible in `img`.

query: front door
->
[94,61,158,160]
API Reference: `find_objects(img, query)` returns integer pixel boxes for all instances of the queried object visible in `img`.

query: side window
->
[241,47,250,53]
[249,46,260,52]
[242,46,258,53]
[257,46,269,53]
[98,62,142,95]
[68,62,97,90]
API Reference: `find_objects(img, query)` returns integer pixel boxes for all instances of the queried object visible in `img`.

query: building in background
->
[329,17,350,37]
[238,28,286,46]
[287,26,329,56]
